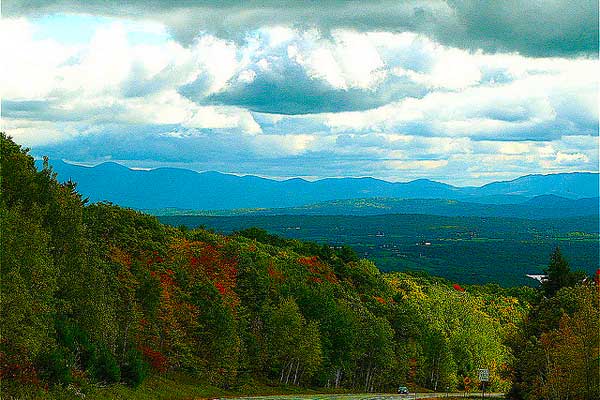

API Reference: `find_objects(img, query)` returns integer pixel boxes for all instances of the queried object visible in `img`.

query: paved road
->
[226,393,505,400]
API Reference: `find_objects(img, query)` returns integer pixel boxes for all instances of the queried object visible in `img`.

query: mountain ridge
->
[37,159,600,211]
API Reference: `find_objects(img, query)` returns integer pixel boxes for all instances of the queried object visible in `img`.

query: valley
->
[159,214,599,286]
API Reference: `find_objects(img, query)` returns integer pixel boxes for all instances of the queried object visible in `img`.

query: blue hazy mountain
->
[38,159,599,211]
[473,173,600,198]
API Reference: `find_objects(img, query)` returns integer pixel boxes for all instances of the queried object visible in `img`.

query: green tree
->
[265,298,322,385]
[542,247,583,297]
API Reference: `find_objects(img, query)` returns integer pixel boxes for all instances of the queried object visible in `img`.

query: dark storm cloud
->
[180,61,426,115]
[4,0,598,57]
[444,0,598,57]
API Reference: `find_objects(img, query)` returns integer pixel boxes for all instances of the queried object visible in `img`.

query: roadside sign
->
[478,368,489,382]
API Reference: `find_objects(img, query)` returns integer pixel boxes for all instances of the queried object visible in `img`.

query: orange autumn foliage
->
[298,256,338,284]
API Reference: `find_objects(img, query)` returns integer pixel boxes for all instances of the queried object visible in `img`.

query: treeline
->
[0,133,597,399]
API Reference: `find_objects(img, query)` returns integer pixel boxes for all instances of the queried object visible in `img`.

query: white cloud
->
[1,17,261,135]
[555,151,590,165]
[1,118,85,146]
[0,18,78,99]
[385,159,448,170]
[184,104,261,134]
[326,30,387,89]
[323,58,597,141]
[250,134,319,157]
[190,35,240,94]
[1,15,597,184]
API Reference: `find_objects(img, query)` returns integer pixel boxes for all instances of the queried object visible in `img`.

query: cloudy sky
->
[1,1,598,185]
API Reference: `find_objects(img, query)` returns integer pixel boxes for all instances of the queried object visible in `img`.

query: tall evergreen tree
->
[541,247,581,297]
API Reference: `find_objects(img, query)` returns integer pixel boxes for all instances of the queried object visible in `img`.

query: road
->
[225,393,505,400]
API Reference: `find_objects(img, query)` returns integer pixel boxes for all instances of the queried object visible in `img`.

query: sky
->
[1,1,598,185]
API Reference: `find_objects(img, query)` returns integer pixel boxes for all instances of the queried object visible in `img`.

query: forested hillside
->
[1,133,598,400]
[159,214,599,286]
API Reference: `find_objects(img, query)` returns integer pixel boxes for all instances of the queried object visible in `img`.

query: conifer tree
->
[542,247,581,297]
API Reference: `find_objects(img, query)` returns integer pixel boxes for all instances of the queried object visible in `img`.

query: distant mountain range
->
[39,159,599,213]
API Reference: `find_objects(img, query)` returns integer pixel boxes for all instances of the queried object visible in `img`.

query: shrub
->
[88,345,121,383]
[38,348,72,384]
[121,348,149,387]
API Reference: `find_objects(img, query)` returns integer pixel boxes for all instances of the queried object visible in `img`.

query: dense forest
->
[1,133,598,399]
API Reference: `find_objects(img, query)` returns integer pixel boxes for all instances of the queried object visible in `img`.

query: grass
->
[7,373,487,400]
[2,373,360,400]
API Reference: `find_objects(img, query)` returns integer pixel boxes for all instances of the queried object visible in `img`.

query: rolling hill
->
[149,195,599,219]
